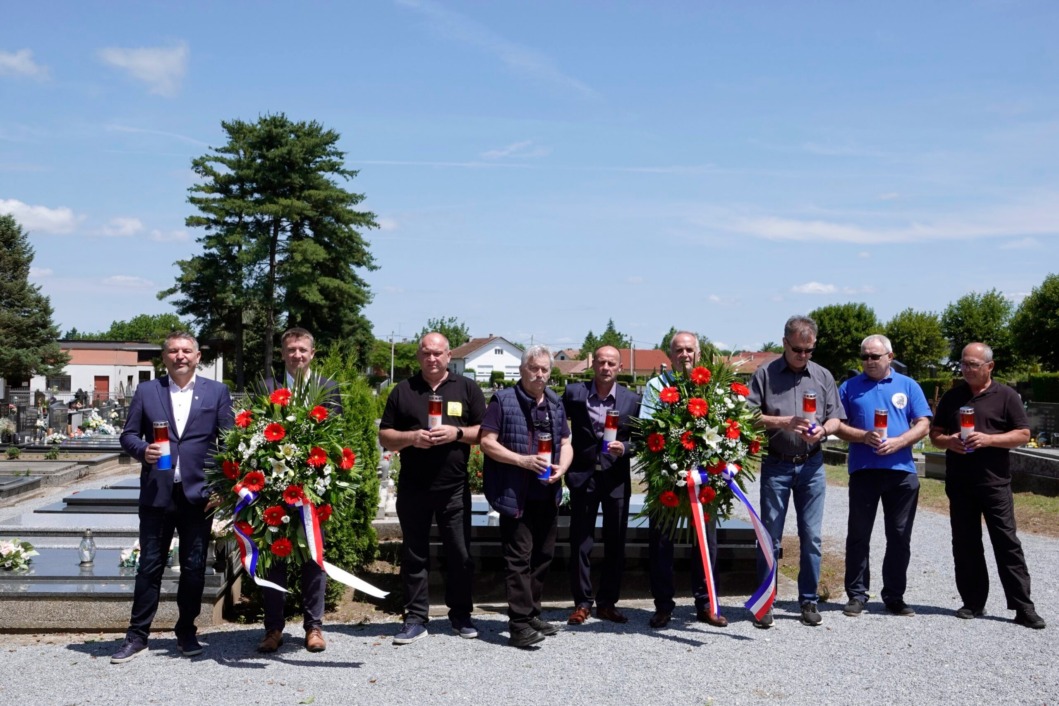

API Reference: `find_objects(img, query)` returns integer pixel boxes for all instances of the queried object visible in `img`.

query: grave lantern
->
[78,529,96,566]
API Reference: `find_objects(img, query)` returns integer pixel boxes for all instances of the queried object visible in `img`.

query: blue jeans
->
[757,453,826,605]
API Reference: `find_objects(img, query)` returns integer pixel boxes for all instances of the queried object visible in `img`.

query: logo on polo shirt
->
[891,392,908,410]
[447,401,463,417]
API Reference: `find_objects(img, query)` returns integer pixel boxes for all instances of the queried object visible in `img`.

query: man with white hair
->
[835,334,931,619]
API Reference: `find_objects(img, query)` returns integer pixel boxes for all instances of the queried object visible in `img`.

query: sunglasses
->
[789,346,815,355]
[860,353,886,361]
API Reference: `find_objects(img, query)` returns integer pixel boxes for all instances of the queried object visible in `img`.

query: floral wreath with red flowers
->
[634,360,766,538]
[208,378,361,571]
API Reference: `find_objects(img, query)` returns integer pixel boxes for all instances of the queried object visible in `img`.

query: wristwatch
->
[456,428,464,440]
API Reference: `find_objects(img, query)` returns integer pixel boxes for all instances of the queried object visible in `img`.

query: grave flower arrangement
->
[633,361,766,539]
[0,538,39,572]
[208,383,362,574]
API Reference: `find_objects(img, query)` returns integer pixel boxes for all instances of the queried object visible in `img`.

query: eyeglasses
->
[960,360,987,370]
[789,346,814,355]
[860,353,886,361]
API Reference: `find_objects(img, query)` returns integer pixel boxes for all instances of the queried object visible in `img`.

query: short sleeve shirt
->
[747,357,845,456]
[839,371,932,473]
[933,381,1029,486]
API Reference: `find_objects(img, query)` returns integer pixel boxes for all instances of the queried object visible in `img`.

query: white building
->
[449,335,524,382]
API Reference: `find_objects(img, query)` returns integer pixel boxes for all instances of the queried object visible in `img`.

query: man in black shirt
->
[379,333,486,644]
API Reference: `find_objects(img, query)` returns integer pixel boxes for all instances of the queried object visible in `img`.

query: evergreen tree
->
[1010,273,1059,371]
[0,215,69,384]
[416,317,471,347]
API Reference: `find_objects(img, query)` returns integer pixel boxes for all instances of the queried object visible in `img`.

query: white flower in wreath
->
[702,427,722,450]
[281,514,291,524]
[278,444,298,460]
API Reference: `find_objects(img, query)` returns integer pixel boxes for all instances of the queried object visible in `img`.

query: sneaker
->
[508,625,545,648]
[800,602,822,626]
[394,622,428,645]
[1014,608,1046,630]
[177,634,203,657]
[528,617,560,636]
[843,598,866,617]
[955,606,985,620]
[451,616,478,639]
[885,600,915,617]
[753,608,774,629]
[111,637,147,664]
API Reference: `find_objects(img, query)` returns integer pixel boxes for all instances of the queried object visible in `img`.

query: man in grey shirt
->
[747,315,844,629]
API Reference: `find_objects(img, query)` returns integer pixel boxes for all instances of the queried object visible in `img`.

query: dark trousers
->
[499,499,558,629]
[264,529,327,632]
[568,473,631,609]
[845,469,919,604]
[946,481,1034,612]
[396,484,474,624]
[648,515,716,613]
[128,484,211,642]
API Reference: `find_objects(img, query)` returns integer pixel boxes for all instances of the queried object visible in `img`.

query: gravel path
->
[2,472,1057,705]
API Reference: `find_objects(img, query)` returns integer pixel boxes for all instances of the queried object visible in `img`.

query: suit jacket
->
[562,381,641,492]
[263,373,342,414]
[121,375,234,507]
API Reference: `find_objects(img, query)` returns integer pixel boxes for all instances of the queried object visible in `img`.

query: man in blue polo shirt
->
[836,334,931,618]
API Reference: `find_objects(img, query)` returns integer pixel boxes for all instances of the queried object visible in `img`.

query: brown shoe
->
[649,611,672,629]
[305,627,326,652]
[696,609,729,628]
[596,606,629,624]
[257,630,284,653]
[567,605,591,625]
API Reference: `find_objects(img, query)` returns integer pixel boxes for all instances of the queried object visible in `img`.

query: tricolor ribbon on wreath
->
[686,463,776,621]
[232,486,287,593]
[290,496,388,599]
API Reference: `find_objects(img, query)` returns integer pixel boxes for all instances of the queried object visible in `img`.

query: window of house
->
[494,348,503,355]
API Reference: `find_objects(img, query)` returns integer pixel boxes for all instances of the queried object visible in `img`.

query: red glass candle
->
[802,392,817,416]
[536,433,553,480]
[602,410,619,446]
[153,421,172,471]
[427,395,443,430]
[959,407,975,440]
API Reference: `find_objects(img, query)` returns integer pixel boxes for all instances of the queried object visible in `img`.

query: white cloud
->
[376,217,399,232]
[102,275,153,288]
[482,140,551,160]
[150,229,190,243]
[0,198,82,233]
[791,282,837,295]
[97,42,188,97]
[99,217,143,237]
[29,267,53,277]
[999,237,1042,250]
[0,49,49,79]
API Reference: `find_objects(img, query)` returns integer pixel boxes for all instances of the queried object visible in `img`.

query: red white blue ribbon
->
[291,497,388,599]
[232,487,288,593]
[688,464,777,621]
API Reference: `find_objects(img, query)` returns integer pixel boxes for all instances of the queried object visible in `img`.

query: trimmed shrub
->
[1029,373,1059,403]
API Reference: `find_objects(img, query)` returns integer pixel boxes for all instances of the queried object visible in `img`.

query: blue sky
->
[3,1,1057,355]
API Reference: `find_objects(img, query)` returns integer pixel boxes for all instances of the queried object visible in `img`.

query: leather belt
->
[767,445,822,464]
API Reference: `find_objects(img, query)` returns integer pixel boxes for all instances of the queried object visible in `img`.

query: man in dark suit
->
[112,332,233,663]
[562,346,641,625]
[258,327,342,654]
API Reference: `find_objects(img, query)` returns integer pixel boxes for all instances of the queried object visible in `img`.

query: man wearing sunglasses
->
[928,342,1044,630]
[748,315,844,628]
[835,334,931,620]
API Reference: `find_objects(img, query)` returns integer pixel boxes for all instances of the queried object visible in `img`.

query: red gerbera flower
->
[707,460,726,475]
[687,397,709,418]
[690,366,712,385]
[270,388,292,406]
[309,405,328,423]
[235,410,253,428]
[222,460,240,480]
[646,433,666,453]
[659,490,680,508]
[749,440,761,455]
[680,430,696,451]
[726,425,741,440]
[235,521,254,536]
[317,504,333,522]
[264,423,286,442]
[270,538,293,557]
[282,485,306,504]
[307,446,329,467]
[730,382,750,398]
[240,470,265,492]
[340,448,356,470]
[263,505,287,527]
[698,486,717,505]
[659,386,680,404]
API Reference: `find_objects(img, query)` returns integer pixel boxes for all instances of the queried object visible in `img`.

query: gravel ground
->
[2,473,1057,705]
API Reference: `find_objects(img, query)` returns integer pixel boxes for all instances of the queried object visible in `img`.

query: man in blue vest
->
[481,345,573,648]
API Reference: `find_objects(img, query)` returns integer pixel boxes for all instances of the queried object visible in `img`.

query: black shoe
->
[843,598,866,617]
[528,617,560,636]
[177,634,204,657]
[955,606,985,620]
[753,608,774,629]
[110,637,147,664]
[508,626,545,648]
[649,611,672,629]
[800,602,822,626]
[885,600,915,617]
[1014,608,1046,630]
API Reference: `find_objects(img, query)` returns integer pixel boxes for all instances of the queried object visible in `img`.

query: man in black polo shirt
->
[379,332,486,644]
[747,315,844,629]
[929,342,1045,630]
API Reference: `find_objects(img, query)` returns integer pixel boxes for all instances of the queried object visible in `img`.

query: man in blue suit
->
[562,346,641,625]
[112,332,233,663]
[257,327,342,654]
